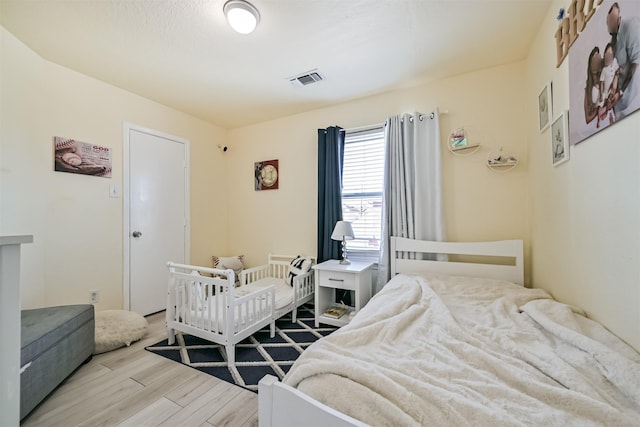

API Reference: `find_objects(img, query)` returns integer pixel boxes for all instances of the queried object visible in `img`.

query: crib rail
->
[233,286,275,337]
[241,254,317,285]
[293,270,314,302]
[167,262,275,340]
[241,264,274,285]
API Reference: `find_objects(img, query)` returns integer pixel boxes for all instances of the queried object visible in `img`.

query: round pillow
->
[94,309,148,354]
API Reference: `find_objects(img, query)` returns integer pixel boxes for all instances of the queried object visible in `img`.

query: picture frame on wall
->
[254,159,279,190]
[568,0,640,145]
[551,111,570,167]
[538,82,553,132]
[54,136,112,178]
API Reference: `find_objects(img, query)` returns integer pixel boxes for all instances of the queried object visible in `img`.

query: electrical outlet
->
[90,290,100,304]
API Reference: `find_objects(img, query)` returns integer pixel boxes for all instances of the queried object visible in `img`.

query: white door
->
[125,125,189,315]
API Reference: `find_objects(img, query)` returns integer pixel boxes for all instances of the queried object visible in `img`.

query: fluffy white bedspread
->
[284,274,640,426]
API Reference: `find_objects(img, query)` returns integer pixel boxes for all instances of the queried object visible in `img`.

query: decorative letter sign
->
[555,0,603,67]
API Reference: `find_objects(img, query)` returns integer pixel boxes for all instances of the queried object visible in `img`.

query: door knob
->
[132,231,142,238]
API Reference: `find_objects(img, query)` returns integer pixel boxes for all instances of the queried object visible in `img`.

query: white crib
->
[166,262,276,366]
[241,254,315,322]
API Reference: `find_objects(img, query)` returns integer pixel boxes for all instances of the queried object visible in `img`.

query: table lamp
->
[331,221,355,265]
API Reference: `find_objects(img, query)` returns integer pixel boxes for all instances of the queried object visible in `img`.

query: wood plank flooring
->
[21,312,258,427]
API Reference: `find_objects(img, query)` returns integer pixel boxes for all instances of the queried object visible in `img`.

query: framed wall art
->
[568,0,640,145]
[54,137,112,178]
[538,82,553,132]
[551,111,570,167]
[254,159,279,190]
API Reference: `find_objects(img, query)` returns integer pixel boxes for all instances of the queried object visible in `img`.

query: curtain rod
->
[343,123,385,134]
[343,109,450,131]
[400,109,450,122]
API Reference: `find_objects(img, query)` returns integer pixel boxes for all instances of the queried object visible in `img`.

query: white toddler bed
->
[166,262,276,366]
[258,238,640,426]
[241,254,315,323]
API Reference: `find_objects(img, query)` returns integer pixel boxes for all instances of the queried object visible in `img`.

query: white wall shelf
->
[447,127,480,156]
[487,148,518,173]
[450,143,481,156]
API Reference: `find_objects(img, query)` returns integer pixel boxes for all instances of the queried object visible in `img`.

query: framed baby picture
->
[538,82,552,132]
[551,111,570,167]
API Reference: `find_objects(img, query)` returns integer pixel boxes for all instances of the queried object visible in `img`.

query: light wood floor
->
[21,312,258,427]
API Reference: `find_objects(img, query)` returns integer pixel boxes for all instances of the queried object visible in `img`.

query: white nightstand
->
[313,260,373,327]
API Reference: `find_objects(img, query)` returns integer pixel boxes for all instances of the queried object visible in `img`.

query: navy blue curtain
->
[317,126,345,263]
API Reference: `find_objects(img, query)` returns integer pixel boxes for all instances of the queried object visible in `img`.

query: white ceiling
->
[0,0,551,129]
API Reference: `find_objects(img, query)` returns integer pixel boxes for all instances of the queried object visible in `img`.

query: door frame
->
[122,122,190,311]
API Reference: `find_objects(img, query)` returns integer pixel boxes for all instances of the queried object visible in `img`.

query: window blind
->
[342,126,384,262]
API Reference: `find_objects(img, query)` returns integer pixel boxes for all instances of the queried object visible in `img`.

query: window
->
[342,126,385,263]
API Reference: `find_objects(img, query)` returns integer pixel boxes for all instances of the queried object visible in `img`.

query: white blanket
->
[284,274,640,426]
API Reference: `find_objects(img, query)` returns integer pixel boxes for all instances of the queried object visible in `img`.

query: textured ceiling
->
[0,0,551,129]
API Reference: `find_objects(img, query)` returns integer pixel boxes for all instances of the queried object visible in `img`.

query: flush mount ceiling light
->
[224,0,260,34]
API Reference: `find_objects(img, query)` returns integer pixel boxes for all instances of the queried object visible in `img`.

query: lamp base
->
[340,238,351,265]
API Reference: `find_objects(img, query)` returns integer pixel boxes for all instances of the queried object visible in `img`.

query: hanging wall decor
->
[54,137,112,178]
[568,0,640,145]
[555,0,604,67]
[447,127,479,155]
[538,82,553,132]
[552,111,570,166]
[254,159,279,190]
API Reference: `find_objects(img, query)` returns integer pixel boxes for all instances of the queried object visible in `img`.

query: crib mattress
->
[237,278,293,310]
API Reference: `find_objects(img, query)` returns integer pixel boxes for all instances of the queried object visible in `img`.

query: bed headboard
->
[390,237,524,285]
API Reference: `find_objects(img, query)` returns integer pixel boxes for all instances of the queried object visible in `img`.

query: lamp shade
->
[331,221,355,241]
[223,0,260,34]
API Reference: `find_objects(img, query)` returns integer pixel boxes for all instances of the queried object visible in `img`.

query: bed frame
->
[241,254,316,322]
[258,238,524,427]
[166,262,276,366]
[390,237,523,285]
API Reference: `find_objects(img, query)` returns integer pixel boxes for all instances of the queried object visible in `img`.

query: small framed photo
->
[538,82,553,132]
[254,159,279,190]
[551,111,570,166]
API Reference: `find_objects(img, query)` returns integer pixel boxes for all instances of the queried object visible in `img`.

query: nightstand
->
[313,260,373,327]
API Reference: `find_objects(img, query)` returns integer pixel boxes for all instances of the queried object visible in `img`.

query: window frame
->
[341,125,385,264]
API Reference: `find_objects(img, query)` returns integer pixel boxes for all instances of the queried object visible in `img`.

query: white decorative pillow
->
[212,255,244,284]
[286,255,312,286]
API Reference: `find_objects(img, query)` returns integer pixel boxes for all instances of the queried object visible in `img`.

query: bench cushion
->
[21,305,94,366]
[20,304,94,419]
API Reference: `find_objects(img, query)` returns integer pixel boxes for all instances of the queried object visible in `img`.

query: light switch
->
[109,184,120,198]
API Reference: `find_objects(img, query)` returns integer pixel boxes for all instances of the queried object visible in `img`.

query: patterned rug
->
[145,305,336,391]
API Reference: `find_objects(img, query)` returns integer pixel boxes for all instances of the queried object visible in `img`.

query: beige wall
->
[226,0,639,351]
[3,0,637,352]
[226,62,531,278]
[525,0,639,350]
[0,27,229,310]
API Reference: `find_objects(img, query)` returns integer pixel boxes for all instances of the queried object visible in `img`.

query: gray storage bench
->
[20,304,94,420]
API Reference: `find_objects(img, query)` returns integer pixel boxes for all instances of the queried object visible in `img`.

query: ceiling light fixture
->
[223,0,260,34]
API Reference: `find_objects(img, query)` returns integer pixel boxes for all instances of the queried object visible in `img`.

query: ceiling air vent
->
[289,69,325,87]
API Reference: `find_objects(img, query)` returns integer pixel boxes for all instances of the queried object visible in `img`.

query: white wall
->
[525,0,640,350]
[0,27,229,310]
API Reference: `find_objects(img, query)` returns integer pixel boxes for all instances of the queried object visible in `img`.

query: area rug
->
[145,305,336,391]
[94,309,148,354]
